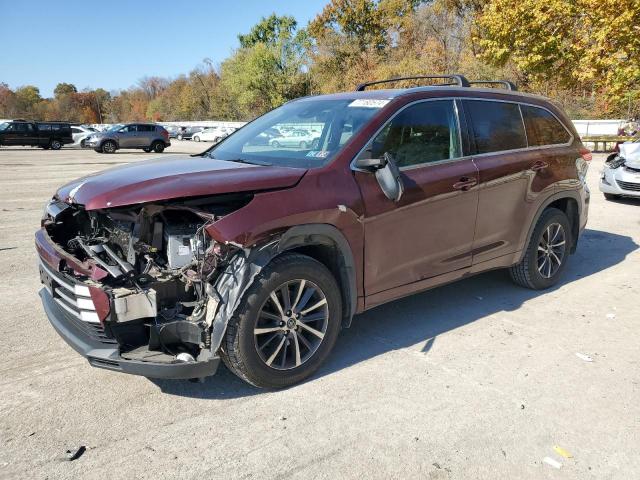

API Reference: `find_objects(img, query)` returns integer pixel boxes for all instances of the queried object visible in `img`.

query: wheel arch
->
[519,191,582,262]
[276,224,357,328]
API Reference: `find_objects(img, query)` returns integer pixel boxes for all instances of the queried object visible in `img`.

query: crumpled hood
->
[56,155,306,210]
[620,142,640,168]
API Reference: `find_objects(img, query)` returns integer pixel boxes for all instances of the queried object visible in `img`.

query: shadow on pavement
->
[152,228,637,398]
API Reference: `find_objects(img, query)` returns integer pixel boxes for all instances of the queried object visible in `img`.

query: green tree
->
[53,82,78,98]
[220,14,310,118]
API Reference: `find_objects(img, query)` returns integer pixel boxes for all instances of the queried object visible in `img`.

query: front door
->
[354,99,479,298]
[117,125,138,148]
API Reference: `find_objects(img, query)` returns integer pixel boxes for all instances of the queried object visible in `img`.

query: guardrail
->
[581,136,638,152]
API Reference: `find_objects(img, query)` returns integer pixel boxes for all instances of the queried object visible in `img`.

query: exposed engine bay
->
[42,194,253,365]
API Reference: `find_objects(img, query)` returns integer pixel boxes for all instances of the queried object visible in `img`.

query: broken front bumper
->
[36,229,220,380]
[40,288,220,379]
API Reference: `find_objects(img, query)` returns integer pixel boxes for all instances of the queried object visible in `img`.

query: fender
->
[208,224,358,355]
[517,189,583,263]
[277,224,357,327]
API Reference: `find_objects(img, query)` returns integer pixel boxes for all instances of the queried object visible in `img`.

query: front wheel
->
[152,141,165,153]
[509,208,572,290]
[50,140,62,150]
[177,134,183,141]
[101,140,116,153]
[221,253,342,389]
[193,136,200,142]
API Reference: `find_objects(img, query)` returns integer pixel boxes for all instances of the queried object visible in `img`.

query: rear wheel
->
[271,140,280,148]
[152,141,165,153]
[193,135,200,142]
[299,141,308,149]
[604,193,620,201]
[101,140,116,154]
[221,253,342,389]
[509,208,572,290]
[177,134,183,141]
[49,140,62,150]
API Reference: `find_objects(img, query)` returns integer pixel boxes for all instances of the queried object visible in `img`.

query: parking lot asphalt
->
[0,142,638,479]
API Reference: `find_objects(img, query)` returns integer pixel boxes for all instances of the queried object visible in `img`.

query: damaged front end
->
[37,193,253,379]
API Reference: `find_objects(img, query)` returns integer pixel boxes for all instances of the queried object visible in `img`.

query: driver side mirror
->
[355,152,404,202]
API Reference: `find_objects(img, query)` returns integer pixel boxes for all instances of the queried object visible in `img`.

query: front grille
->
[39,259,116,344]
[617,180,640,192]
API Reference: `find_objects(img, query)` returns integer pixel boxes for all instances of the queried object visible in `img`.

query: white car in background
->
[192,127,236,143]
[269,129,320,149]
[600,141,640,199]
[71,125,97,147]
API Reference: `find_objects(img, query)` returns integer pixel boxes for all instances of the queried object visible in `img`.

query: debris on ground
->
[606,313,616,320]
[64,446,86,461]
[543,456,562,469]
[553,445,573,458]
[576,352,594,362]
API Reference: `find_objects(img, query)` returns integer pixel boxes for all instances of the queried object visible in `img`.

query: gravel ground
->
[0,142,638,480]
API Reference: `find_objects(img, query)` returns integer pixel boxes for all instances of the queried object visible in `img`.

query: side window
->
[25,124,35,132]
[521,105,571,146]
[12,123,27,132]
[364,100,461,168]
[71,128,82,134]
[464,100,527,154]
[39,124,51,131]
[121,125,136,133]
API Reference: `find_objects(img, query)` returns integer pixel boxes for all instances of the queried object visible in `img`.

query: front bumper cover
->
[600,166,640,197]
[39,287,220,380]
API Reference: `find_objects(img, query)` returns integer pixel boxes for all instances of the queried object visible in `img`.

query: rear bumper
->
[39,287,220,380]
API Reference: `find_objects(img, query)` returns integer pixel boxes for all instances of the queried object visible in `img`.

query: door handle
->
[453,176,477,191]
[531,160,549,172]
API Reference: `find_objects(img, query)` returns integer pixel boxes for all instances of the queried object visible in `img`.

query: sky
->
[0,0,329,98]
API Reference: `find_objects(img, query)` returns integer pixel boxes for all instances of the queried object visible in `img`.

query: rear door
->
[24,123,39,145]
[464,99,556,264]
[354,99,479,297]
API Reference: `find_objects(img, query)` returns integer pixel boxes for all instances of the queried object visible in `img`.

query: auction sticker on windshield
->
[348,99,390,108]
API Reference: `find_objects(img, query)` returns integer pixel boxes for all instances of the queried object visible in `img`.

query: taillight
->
[579,147,592,161]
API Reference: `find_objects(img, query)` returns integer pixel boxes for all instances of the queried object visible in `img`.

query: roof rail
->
[355,74,471,91]
[468,80,517,91]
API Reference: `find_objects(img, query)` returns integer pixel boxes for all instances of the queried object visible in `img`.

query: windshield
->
[106,124,123,132]
[206,98,386,168]
[0,122,9,131]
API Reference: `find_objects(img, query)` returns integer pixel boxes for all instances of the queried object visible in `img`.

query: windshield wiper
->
[222,158,273,166]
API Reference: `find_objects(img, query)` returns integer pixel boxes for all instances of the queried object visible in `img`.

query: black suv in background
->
[0,120,73,149]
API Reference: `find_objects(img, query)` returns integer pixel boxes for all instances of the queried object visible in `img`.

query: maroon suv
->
[36,75,590,388]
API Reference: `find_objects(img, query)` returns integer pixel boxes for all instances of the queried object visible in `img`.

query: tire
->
[143,147,151,153]
[271,140,280,148]
[299,141,308,149]
[101,140,116,154]
[80,139,86,148]
[220,253,342,389]
[50,140,62,150]
[604,193,620,201]
[509,208,572,290]
[177,134,183,141]
[152,141,165,153]
[193,136,200,142]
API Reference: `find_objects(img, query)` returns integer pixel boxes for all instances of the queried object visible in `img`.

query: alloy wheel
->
[254,279,329,371]
[537,222,566,278]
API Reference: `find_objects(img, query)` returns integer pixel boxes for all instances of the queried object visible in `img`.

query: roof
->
[298,85,549,103]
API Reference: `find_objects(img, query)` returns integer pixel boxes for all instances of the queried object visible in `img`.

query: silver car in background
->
[84,123,171,153]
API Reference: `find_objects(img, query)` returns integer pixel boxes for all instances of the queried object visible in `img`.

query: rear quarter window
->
[521,105,571,146]
[464,100,527,154]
